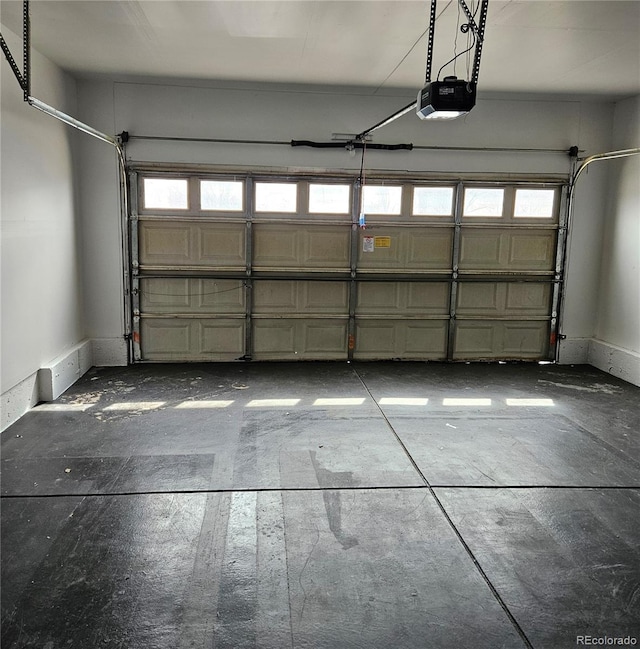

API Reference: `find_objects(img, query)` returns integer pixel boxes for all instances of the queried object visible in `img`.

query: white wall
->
[590,95,640,385]
[75,78,616,369]
[75,81,127,366]
[1,27,90,430]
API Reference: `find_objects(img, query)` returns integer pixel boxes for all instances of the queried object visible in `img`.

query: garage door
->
[129,171,566,362]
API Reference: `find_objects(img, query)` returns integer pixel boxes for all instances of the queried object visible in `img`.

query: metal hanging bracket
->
[0,0,30,99]
[1,1,120,150]
[356,0,490,140]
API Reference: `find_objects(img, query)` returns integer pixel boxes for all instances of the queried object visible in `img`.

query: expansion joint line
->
[2,485,639,500]
[350,364,535,649]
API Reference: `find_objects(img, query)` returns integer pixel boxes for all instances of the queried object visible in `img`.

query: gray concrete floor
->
[1,361,639,648]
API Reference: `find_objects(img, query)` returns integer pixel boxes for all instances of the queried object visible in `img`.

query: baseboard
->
[37,339,94,402]
[91,337,129,366]
[1,371,40,433]
[556,337,590,365]
[588,339,640,387]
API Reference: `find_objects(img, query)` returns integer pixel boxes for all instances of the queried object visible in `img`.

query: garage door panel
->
[140,223,192,265]
[406,283,450,313]
[140,318,245,360]
[454,324,495,356]
[459,230,504,269]
[140,279,245,314]
[503,322,548,355]
[253,319,347,359]
[508,233,556,269]
[307,231,349,264]
[456,282,552,317]
[404,322,448,354]
[453,321,549,359]
[253,281,348,314]
[199,280,246,311]
[253,228,299,266]
[141,319,191,357]
[253,225,349,269]
[253,281,298,312]
[304,321,348,353]
[140,278,191,311]
[505,283,551,314]
[456,283,501,315]
[301,281,349,312]
[356,283,402,313]
[460,229,556,272]
[407,231,453,268]
[139,222,246,268]
[357,282,449,315]
[357,228,453,270]
[198,224,246,267]
[356,321,396,355]
[200,320,246,354]
[253,320,296,353]
[354,320,448,359]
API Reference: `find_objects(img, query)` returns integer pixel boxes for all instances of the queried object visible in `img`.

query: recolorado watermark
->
[576,637,638,646]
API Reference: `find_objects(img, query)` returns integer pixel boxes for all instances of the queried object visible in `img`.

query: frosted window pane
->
[463,188,504,217]
[514,189,555,218]
[201,180,243,211]
[362,186,402,214]
[413,187,454,215]
[309,184,350,214]
[255,182,297,213]
[144,178,188,209]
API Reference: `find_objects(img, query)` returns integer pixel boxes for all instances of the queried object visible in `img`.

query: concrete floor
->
[1,361,639,648]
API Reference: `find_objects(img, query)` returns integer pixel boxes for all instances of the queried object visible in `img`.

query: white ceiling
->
[1,0,639,98]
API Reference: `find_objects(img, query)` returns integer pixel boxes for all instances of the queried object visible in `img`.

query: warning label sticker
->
[374,236,391,248]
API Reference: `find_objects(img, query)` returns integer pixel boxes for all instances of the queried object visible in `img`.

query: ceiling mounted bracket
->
[0,0,29,99]
[424,0,489,84]
[356,0,490,138]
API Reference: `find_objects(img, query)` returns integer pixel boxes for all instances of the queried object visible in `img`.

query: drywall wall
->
[75,78,615,367]
[75,81,128,367]
[591,95,640,385]
[1,26,88,430]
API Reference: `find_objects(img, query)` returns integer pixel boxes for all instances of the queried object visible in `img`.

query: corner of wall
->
[91,338,129,366]
[556,337,590,365]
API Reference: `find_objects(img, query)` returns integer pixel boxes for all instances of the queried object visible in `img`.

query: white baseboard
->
[588,339,640,387]
[91,337,129,366]
[38,339,94,402]
[1,371,40,433]
[557,337,590,365]
[2,337,130,432]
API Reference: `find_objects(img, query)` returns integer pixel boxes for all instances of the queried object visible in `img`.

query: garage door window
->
[201,180,243,211]
[362,185,402,215]
[255,182,297,213]
[463,187,504,217]
[412,187,454,216]
[309,184,350,214]
[143,178,189,210]
[514,188,555,218]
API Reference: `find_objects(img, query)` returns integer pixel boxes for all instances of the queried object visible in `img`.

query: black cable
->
[358,140,366,186]
[140,283,246,298]
[290,140,413,151]
[436,30,476,81]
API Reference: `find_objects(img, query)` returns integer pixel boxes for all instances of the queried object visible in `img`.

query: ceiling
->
[1,0,639,99]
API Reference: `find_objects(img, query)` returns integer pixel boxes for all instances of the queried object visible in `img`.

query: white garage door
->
[129,170,566,362]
